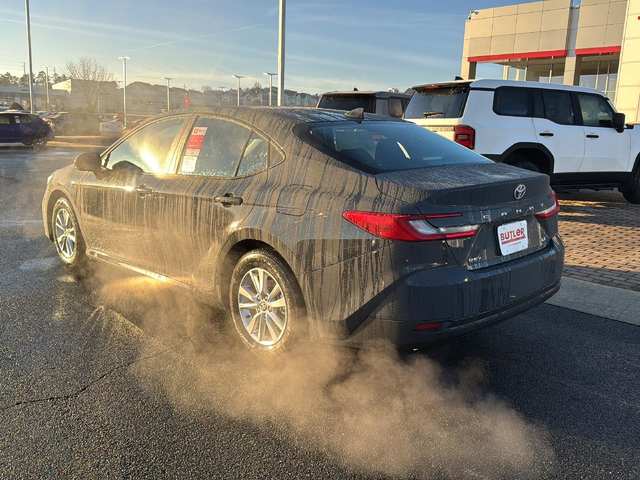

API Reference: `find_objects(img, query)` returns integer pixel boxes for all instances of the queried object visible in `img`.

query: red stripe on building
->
[468,50,567,63]
[575,46,621,56]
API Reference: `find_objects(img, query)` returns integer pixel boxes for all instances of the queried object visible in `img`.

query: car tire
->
[622,168,640,204]
[229,248,305,354]
[31,132,48,148]
[51,197,87,270]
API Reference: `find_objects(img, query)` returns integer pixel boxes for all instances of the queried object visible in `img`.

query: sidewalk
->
[557,190,640,293]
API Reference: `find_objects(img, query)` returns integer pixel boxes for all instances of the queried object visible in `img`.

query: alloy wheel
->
[54,208,76,259]
[238,268,287,346]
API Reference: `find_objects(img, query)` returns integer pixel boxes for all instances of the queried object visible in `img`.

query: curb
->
[546,277,640,326]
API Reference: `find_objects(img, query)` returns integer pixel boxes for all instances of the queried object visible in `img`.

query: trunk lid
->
[375,163,555,270]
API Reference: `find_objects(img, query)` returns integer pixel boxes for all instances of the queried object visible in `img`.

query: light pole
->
[263,72,277,106]
[232,75,244,106]
[118,56,130,128]
[162,77,172,112]
[44,66,53,111]
[24,0,35,113]
[277,0,286,106]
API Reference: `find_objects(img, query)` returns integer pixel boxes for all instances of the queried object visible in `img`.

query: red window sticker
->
[185,126,207,156]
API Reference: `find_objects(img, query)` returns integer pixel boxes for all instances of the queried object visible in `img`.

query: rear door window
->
[179,117,251,177]
[404,86,469,119]
[317,95,376,113]
[541,90,575,125]
[577,94,614,128]
[0,115,11,125]
[237,132,268,177]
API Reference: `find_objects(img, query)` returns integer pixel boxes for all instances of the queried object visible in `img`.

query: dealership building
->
[461,0,640,122]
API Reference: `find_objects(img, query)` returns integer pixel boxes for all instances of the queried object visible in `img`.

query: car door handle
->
[133,184,153,197]
[539,132,554,137]
[214,194,243,206]
[586,134,599,139]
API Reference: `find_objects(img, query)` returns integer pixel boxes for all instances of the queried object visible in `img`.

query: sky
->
[0,0,539,94]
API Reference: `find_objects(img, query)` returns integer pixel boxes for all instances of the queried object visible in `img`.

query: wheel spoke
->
[55,220,64,230]
[269,297,286,309]
[249,270,261,295]
[62,209,69,227]
[267,283,281,302]
[57,233,65,245]
[257,316,263,343]
[239,285,256,302]
[67,234,76,244]
[267,311,284,331]
[265,316,278,341]
[246,311,261,334]
[239,301,258,309]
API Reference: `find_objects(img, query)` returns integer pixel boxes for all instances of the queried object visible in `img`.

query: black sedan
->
[42,107,564,352]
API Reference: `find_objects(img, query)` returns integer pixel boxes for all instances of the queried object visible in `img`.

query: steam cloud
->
[94,271,555,479]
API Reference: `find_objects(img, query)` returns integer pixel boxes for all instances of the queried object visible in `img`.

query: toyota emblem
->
[514,184,526,200]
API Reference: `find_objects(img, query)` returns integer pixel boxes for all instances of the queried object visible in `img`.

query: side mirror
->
[613,112,626,133]
[74,152,102,177]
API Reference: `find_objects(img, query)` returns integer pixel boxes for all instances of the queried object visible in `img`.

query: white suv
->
[404,79,640,204]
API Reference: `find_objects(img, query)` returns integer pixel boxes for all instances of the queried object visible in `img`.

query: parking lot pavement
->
[557,190,640,292]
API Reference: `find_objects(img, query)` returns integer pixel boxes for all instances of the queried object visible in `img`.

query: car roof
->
[411,79,609,96]
[139,106,404,146]
[321,91,411,99]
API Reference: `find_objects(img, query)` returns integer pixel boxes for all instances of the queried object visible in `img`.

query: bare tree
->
[64,57,114,112]
[201,85,213,93]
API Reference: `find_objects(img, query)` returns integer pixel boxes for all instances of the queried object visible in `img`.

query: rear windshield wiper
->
[423,111,445,118]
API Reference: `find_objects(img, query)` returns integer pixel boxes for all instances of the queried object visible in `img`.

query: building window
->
[579,60,618,102]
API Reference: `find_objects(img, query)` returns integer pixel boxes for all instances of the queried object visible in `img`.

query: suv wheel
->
[511,159,540,173]
[622,168,640,204]
[52,198,86,269]
[229,249,305,353]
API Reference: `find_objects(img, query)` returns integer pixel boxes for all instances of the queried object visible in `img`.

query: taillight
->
[454,125,475,150]
[535,192,560,219]
[414,322,444,331]
[342,211,479,242]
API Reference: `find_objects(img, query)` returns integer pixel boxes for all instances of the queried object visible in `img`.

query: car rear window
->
[404,86,469,119]
[295,121,490,175]
[317,95,376,113]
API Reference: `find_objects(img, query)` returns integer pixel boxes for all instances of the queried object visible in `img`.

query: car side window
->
[493,88,531,117]
[107,117,185,174]
[179,117,251,177]
[237,132,268,177]
[18,115,33,124]
[389,98,404,118]
[577,94,614,128]
[0,115,11,125]
[541,91,574,125]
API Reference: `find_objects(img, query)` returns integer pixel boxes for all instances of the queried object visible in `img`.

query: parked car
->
[45,112,101,136]
[404,79,640,203]
[42,107,563,352]
[0,112,53,146]
[317,91,410,117]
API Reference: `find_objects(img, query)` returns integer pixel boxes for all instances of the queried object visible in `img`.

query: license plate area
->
[497,220,529,256]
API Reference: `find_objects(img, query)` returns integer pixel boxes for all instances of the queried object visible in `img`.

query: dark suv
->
[0,112,53,146]
[317,91,410,117]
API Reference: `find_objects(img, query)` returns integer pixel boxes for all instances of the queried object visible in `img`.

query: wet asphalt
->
[0,145,638,479]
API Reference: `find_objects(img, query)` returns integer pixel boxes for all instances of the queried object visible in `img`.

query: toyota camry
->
[42,107,564,352]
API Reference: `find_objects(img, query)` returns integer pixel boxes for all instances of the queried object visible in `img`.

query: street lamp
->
[162,77,172,112]
[232,75,244,106]
[44,66,53,111]
[118,56,130,128]
[277,0,286,106]
[263,72,277,106]
[24,0,35,113]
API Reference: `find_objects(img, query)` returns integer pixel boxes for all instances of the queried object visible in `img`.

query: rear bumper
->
[323,235,564,347]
